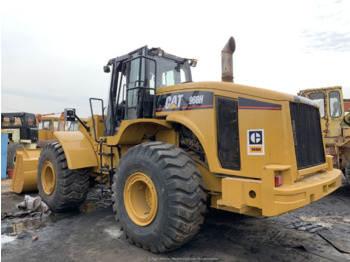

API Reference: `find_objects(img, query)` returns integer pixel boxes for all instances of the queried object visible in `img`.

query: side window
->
[13,117,23,126]
[160,68,186,87]
[40,120,51,130]
[329,91,342,118]
[53,120,59,132]
[59,120,65,131]
[161,70,175,86]
[180,69,186,83]
[118,72,127,104]
[2,117,10,126]
[127,58,145,108]
[309,92,325,118]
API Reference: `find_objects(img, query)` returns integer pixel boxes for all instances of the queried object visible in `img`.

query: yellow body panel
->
[107,119,172,145]
[156,82,298,179]
[54,131,98,169]
[152,81,342,216]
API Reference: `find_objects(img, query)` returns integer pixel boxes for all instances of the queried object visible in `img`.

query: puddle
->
[1,217,43,235]
[1,184,113,238]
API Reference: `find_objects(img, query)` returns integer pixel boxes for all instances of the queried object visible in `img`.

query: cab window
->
[329,91,342,118]
[39,120,52,130]
[1,116,23,127]
[53,120,59,132]
[127,58,145,108]
[26,115,36,126]
[309,92,325,118]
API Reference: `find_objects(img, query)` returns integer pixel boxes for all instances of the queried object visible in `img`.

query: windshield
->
[309,92,325,118]
[39,120,52,130]
[153,56,192,88]
[27,115,36,126]
[1,116,23,127]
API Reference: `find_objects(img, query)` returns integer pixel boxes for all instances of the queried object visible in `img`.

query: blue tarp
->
[1,133,8,179]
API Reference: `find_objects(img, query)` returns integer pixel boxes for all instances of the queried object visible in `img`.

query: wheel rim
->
[124,172,158,226]
[41,161,56,195]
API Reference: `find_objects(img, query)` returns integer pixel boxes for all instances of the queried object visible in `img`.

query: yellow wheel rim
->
[124,172,158,226]
[41,161,56,195]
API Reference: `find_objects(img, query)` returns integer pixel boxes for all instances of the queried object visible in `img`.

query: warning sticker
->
[247,129,264,155]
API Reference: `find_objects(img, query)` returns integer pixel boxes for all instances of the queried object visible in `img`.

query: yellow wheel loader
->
[10,111,78,193]
[298,86,350,182]
[20,37,342,252]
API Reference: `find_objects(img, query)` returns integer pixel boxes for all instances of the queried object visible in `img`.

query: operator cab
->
[104,46,197,136]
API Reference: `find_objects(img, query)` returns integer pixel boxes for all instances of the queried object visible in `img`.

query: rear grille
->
[216,97,240,170]
[290,102,325,169]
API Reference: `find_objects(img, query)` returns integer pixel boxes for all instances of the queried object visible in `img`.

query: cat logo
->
[156,91,214,112]
[165,94,184,110]
[247,129,264,155]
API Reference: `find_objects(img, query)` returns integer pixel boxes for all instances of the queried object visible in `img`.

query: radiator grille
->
[216,97,240,170]
[290,102,325,169]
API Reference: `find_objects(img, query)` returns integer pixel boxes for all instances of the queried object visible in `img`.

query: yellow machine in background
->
[299,86,350,181]
[1,112,38,172]
[11,112,79,193]
[14,37,342,253]
[38,116,65,145]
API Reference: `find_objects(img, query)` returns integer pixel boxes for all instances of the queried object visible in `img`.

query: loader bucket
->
[11,148,42,194]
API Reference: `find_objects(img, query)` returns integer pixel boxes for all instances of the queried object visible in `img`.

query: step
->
[98,152,114,156]
[100,168,114,173]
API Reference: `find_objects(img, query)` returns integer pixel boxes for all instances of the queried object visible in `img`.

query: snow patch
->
[104,227,122,239]
[1,235,16,245]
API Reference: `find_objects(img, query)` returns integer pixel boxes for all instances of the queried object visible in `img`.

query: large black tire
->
[7,143,25,169]
[112,142,207,253]
[37,142,90,212]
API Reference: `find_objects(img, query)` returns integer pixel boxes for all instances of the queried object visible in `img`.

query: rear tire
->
[37,142,90,212]
[112,142,207,253]
[7,143,24,169]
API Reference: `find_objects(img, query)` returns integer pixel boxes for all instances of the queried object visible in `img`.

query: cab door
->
[327,90,343,137]
[126,57,145,120]
[125,54,156,120]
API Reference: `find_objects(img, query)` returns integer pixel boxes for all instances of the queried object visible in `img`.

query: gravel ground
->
[1,177,350,262]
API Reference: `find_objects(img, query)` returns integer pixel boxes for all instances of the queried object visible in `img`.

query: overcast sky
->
[1,0,350,117]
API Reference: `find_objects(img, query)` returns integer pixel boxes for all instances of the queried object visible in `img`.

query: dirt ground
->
[1,176,350,262]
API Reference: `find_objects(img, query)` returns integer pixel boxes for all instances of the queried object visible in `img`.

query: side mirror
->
[103,65,110,73]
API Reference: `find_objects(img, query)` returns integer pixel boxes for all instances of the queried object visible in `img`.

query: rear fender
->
[54,131,98,169]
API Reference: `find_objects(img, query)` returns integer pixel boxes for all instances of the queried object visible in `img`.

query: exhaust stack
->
[221,36,236,82]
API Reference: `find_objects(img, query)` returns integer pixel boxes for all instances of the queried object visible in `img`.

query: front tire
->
[112,142,207,253]
[7,143,24,169]
[37,142,90,212]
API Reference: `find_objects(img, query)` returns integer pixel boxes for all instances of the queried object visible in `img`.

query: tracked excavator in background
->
[13,37,342,253]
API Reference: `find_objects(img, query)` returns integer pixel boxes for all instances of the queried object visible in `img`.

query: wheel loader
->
[298,86,350,182]
[10,111,78,193]
[14,37,342,253]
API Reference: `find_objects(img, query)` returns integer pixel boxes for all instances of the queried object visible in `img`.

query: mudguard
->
[54,131,98,170]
